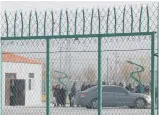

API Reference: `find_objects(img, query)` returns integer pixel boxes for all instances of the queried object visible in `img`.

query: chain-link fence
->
[1,2,158,115]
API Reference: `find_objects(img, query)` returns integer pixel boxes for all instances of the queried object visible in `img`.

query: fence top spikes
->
[1,4,156,38]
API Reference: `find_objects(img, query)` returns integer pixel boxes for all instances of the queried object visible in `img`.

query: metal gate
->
[1,2,158,115]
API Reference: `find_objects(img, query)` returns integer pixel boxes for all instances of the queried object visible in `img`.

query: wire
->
[2,49,157,54]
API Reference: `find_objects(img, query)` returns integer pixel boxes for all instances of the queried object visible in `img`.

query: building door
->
[5,73,16,106]
[10,79,25,106]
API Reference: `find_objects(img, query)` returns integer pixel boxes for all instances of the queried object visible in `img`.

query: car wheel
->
[91,98,98,109]
[135,98,146,109]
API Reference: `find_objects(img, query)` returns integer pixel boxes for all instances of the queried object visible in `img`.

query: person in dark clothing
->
[125,83,133,92]
[71,83,77,96]
[145,85,150,95]
[81,84,85,91]
[135,85,139,93]
[119,82,124,87]
[53,86,57,106]
[69,92,72,107]
[102,81,106,85]
[135,84,145,93]
[60,87,66,107]
[52,86,56,106]
[54,85,61,106]
[69,83,77,107]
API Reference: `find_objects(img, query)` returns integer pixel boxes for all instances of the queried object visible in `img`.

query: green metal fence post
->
[35,11,39,36]
[114,7,117,33]
[106,8,110,34]
[98,8,102,115]
[122,7,126,33]
[74,9,78,35]
[90,8,94,34]
[51,11,54,36]
[98,36,102,115]
[46,38,50,115]
[4,11,8,37]
[147,6,149,32]
[45,11,50,115]
[59,10,62,36]
[151,32,155,115]
[29,11,32,37]
[66,10,69,35]
[0,37,2,115]
[139,6,143,32]
[131,7,133,33]
[44,11,47,36]
[20,12,23,37]
[83,9,85,35]
[14,12,17,37]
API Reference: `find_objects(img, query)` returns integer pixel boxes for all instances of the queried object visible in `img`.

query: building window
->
[5,73,16,79]
[29,73,34,90]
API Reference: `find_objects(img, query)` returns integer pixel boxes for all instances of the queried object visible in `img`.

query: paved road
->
[2,107,157,115]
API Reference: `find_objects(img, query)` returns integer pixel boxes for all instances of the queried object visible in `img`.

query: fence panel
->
[1,2,158,115]
[101,35,153,115]
[50,38,98,115]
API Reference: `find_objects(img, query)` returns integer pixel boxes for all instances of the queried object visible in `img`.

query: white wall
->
[2,62,42,107]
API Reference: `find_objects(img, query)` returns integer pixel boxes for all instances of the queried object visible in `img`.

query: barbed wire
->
[1,2,158,38]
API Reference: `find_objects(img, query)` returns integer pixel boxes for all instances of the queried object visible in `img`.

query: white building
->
[2,52,42,106]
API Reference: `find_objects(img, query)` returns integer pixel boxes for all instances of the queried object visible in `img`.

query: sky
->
[1,1,153,12]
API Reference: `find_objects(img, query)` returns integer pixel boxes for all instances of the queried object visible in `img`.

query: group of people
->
[52,85,67,107]
[125,83,150,94]
[117,82,150,94]
[81,83,96,91]
[80,81,150,95]
[52,83,77,107]
[107,81,150,94]
[52,81,151,107]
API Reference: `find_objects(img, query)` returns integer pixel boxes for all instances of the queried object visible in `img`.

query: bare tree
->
[136,57,150,85]
[83,67,97,85]
[122,62,133,84]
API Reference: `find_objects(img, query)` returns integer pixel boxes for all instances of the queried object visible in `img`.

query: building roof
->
[2,52,41,64]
